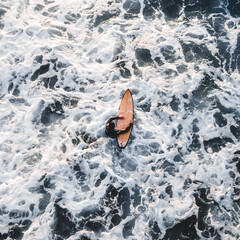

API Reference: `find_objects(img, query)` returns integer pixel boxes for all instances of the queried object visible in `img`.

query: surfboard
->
[117,89,134,148]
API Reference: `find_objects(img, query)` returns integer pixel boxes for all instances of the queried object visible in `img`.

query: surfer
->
[106,115,133,138]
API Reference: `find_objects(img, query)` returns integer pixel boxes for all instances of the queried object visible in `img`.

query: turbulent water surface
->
[0,0,240,239]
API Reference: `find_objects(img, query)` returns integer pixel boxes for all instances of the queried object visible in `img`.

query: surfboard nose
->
[117,89,134,148]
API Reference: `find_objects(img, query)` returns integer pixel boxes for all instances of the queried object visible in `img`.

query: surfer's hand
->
[118,115,124,119]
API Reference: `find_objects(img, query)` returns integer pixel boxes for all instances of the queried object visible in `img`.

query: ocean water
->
[0,0,240,239]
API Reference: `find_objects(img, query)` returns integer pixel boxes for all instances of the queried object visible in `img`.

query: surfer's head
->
[105,120,117,138]
[106,121,115,131]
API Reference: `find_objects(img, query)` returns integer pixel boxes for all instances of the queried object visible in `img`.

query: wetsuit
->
[105,116,133,138]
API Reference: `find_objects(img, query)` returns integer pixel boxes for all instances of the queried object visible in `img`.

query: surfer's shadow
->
[105,137,138,172]
[124,134,135,148]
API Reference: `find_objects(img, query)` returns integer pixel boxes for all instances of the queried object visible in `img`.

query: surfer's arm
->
[108,115,124,121]
[116,122,133,135]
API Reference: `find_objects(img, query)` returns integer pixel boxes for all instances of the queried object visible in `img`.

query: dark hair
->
[107,121,115,130]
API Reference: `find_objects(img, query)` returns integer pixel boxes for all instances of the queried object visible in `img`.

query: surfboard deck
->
[117,89,134,148]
